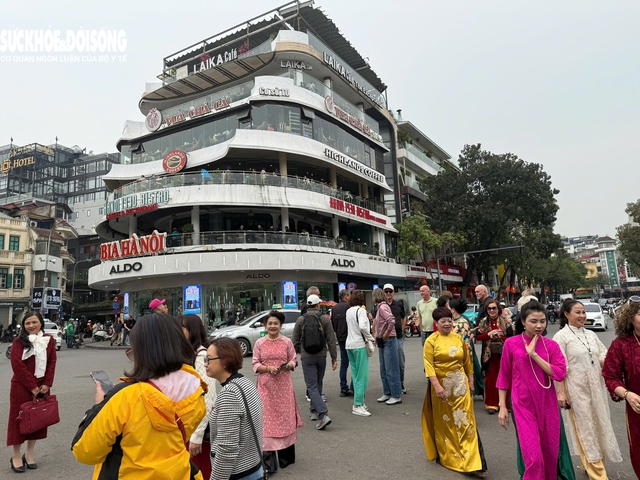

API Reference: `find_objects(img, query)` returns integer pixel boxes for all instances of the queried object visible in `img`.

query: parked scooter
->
[404,317,420,338]
[91,323,109,342]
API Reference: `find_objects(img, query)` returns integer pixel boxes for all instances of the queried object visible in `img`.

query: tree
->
[617,199,640,273]
[587,273,611,290]
[417,144,560,294]
[396,215,465,285]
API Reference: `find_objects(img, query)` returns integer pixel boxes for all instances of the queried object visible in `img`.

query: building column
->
[191,205,200,246]
[332,215,339,239]
[330,168,337,189]
[324,76,332,89]
[281,207,289,232]
[357,102,364,112]
[361,182,369,199]
[129,216,137,236]
[279,151,287,177]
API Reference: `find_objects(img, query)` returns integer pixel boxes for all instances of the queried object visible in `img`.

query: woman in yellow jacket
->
[72,314,207,480]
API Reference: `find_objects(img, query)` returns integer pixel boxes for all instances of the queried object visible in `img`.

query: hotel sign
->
[1,156,35,174]
[324,147,385,184]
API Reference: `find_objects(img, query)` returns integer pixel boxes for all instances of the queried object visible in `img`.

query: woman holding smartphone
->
[252,310,302,475]
[72,313,207,480]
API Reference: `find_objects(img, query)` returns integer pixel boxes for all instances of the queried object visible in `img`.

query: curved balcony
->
[104,229,389,260]
[109,170,387,215]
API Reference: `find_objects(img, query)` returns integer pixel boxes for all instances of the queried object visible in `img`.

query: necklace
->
[522,333,552,389]
[567,325,595,365]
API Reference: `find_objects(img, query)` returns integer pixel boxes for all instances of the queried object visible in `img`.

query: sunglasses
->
[384,290,393,294]
[204,356,220,364]
[486,306,498,311]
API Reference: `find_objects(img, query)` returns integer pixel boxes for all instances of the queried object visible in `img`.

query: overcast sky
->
[1,1,638,238]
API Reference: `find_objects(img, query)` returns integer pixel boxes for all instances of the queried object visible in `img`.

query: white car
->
[43,322,62,350]
[582,303,608,331]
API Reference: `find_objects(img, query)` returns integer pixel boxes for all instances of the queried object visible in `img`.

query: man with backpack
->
[293,294,338,431]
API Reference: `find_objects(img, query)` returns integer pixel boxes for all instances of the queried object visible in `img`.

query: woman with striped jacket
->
[206,338,264,480]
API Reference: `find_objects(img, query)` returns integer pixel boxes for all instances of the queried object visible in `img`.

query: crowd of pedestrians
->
[5,285,640,479]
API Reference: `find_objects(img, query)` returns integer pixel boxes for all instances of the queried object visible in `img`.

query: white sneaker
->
[362,404,369,411]
[352,405,371,417]
[385,396,402,405]
[377,394,391,403]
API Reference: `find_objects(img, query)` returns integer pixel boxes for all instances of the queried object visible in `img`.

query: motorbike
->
[404,317,420,338]
[5,345,10,359]
[92,323,109,342]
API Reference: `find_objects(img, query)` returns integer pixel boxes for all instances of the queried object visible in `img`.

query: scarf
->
[21,331,50,378]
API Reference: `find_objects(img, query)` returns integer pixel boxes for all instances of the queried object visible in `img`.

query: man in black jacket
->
[331,289,353,396]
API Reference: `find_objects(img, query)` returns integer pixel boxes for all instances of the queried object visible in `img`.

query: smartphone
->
[90,370,115,394]
[279,362,290,371]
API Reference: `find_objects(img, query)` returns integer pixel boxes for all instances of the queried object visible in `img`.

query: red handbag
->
[17,394,60,435]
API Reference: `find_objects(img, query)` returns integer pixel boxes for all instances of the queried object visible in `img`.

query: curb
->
[82,343,129,351]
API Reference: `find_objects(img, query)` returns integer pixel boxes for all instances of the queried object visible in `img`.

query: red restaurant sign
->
[100,231,167,261]
[162,150,187,174]
[329,198,386,225]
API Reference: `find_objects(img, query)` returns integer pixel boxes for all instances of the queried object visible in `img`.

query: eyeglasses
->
[384,290,393,294]
[486,307,498,311]
[204,356,220,364]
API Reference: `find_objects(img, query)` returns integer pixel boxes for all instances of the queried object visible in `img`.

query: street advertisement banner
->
[184,285,201,314]
[43,288,62,309]
[123,292,130,315]
[282,281,298,309]
[31,287,44,309]
[338,282,347,292]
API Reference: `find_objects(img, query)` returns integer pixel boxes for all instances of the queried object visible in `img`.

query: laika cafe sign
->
[100,231,167,261]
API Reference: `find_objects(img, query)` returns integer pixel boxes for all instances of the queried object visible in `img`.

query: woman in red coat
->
[602,300,640,478]
[6,311,57,473]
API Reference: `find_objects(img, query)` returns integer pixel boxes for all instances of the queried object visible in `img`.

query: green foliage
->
[417,144,560,288]
[587,273,612,289]
[396,215,465,272]
[397,129,411,148]
[181,223,194,234]
[617,199,640,273]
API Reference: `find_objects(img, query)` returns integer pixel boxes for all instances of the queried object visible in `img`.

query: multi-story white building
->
[89,1,452,322]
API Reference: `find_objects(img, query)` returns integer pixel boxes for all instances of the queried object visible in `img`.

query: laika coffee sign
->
[100,231,167,261]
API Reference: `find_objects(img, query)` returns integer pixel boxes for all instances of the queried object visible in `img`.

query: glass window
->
[87,162,96,173]
[9,236,19,251]
[0,268,7,288]
[0,235,4,249]
[252,104,268,130]
[87,178,96,189]
[13,269,24,289]
[99,207,104,215]
[85,192,95,202]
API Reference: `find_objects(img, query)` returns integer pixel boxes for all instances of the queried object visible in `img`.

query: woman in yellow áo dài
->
[422,307,488,478]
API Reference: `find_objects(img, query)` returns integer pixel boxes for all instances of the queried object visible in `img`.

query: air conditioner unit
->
[29,221,37,227]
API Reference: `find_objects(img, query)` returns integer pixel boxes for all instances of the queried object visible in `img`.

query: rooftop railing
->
[109,170,387,215]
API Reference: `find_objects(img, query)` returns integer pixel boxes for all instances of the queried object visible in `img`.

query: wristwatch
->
[623,390,630,399]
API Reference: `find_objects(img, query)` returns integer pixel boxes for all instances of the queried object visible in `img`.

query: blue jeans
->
[378,336,402,398]
[66,334,73,348]
[421,331,433,346]
[396,337,405,387]
[301,356,328,419]
[338,341,353,392]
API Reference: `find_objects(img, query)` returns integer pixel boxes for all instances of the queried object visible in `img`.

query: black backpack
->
[301,313,325,354]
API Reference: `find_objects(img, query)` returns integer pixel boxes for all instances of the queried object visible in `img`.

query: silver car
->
[210,309,301,356]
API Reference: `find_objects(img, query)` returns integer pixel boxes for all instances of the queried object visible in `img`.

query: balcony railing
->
[402,144,443,173]
[109,170,387,215]
[135,230,388,259]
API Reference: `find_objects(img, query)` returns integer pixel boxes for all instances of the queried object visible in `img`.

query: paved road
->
[0,322,636,479]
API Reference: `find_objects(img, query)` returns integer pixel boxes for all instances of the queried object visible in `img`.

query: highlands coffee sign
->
[324,148,385,184]
[100,231,167,261]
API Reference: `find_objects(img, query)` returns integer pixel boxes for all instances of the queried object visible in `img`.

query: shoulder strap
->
[230,381,268,473]
[146,380,188,448]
